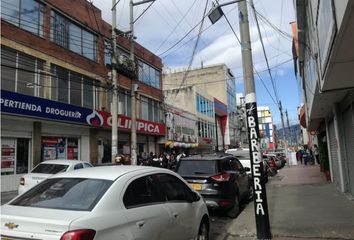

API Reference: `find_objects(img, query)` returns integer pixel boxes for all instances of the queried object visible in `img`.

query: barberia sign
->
[1,90,165,135]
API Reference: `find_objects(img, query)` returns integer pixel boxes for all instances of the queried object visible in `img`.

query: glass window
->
[156,174,192,202]
[83,77,94,108]
[1,0,20,26]
[11,178,112,211]
[177,160,217,175]
[32,163,68,174]
[74,163,83,170]
[69,24,81,54]
[141,96,149,120]
[104,40,111,66]
[20,0,44,36]
[17,53,36,96]
[70,73,82,106]
[123,175,165,208]
[57,66,69,103]
[137,60,161,89]
[148,98,153,121]
[1,46,17,92]
[51,11,97,61]
[2,0,44,37]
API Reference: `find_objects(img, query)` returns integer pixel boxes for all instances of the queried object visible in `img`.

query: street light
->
[208,0,272,239]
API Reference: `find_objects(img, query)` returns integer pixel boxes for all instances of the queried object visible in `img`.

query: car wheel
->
[197,219,209,240]
[227,194,240,218]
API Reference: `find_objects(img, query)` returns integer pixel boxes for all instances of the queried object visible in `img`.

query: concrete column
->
[325,119,334,183]
[333,104,347,193]
[33,122,42,168]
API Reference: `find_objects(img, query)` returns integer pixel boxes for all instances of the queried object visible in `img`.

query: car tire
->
[197,219,209,240]
[227,194,240,218]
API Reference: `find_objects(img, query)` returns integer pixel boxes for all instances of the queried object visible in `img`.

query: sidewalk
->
[218,165,354,240]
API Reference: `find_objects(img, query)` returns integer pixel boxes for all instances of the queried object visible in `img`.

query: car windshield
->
[31,163,69,174]
[177,160,216,175]
[11,178,112,211]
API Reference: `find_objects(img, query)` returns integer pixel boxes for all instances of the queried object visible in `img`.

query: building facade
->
[257,106,274,150]
[1,0,164,192]
[295,0,354,197]
[163,64,237,152]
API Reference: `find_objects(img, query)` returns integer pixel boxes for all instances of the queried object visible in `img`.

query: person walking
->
[313,144,320,165]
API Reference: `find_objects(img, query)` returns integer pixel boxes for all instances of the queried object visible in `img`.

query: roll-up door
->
[328,120,340,188]
[342,107,354,196]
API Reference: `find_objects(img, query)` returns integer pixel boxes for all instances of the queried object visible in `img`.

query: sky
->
[92,0,302,126]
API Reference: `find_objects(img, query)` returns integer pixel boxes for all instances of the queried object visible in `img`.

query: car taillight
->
[218,199,232,206]
[20,177,25,186]
[211,173,230,182]
[60,229,96,240]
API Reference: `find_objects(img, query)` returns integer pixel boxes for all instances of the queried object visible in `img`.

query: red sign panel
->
[86,110,166,136]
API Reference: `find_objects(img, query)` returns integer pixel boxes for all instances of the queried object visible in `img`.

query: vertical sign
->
[246,100,272,239]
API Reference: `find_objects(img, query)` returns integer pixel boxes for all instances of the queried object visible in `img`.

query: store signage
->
[245,96,271,235]
[214,98,227,116]
[1,90,165,136]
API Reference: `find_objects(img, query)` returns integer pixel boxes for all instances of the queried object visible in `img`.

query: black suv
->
[176,153,252,218]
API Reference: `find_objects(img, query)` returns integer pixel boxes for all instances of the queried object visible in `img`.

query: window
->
[156,174,192,202]
[104,40,111,66]
[74,163,83,170]
[123,175,165,208]
[196,94,214,118]
[11,178,112,211]
[51,11,97,61]
[137,60,161,89]
[140,96,162,123]
[50,64,99,108]
[2,0,44,37]
[1,46,44,97]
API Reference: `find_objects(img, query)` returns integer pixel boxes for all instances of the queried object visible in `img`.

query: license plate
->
[190,183,202,191]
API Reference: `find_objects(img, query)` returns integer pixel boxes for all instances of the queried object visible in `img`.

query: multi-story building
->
[1,0,164,192]
[163,64,237,151]
[277,124,302,147]
[257,106,274,150]
[294,1,354,197]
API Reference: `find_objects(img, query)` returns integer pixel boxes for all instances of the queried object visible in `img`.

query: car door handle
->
[173,212,178,218]
[136,221,145,228]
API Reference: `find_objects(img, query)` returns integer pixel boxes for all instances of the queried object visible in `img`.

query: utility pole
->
[239,0,272,238]
[129,0,154,165]
[111,0,119,163]
[129,0,137,165]
[279,101,289,166]
[286,109,292,147]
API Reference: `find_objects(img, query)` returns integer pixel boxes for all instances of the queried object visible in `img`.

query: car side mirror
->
[244,167,251,172]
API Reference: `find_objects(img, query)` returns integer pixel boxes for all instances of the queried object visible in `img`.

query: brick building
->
[1,0,165,192]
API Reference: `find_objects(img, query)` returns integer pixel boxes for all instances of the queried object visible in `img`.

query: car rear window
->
[11,178,112,211]
[177,160,216,175]
[31,163,69,174]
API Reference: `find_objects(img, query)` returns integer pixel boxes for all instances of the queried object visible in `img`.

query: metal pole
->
[286,109,292,147]
[238,0,272,238]
[111,0,119,163]
[130,0,137,165]
[279,101,289,166]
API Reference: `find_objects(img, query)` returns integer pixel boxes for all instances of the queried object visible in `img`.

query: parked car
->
[176,153,252,218]
[2,166,209,240]
[18,159,93,195]
[226,148,268,183]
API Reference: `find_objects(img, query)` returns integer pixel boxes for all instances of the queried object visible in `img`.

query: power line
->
[250,1,280,104]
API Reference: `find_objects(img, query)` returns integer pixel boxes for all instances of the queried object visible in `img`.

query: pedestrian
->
[313,144,320,165]
[302,146,309,165]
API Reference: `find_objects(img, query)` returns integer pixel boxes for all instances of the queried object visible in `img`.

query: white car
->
[18,159,93,195]
[226,148,268,183]
[2,166,209,240]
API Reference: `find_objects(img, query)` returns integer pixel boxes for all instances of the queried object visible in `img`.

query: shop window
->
[1,138,16,175]
[1,138,29,175]
[41,137,79,161]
